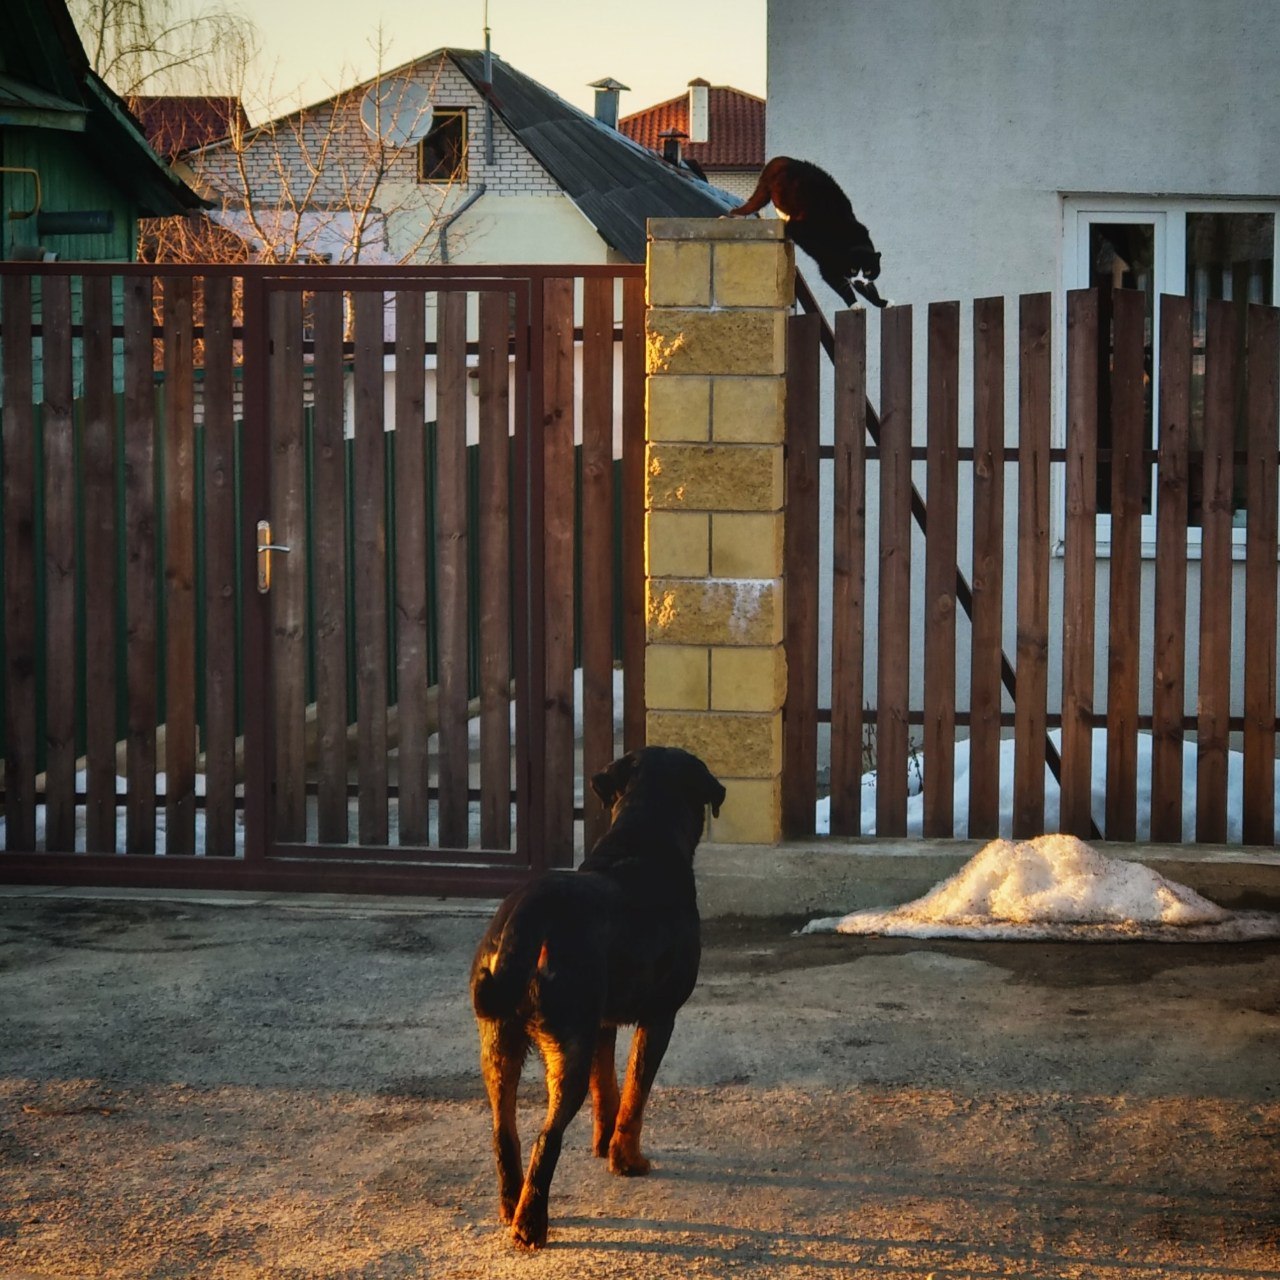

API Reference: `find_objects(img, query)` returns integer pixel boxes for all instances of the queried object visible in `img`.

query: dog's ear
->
[591,753,636,809]
[699,763,727,819]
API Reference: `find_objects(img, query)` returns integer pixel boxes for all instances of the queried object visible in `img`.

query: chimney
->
[589,77,629,129]
[660,127,687,166]
[687,78,710,145]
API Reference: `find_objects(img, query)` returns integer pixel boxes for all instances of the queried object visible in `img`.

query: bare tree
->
[69,0,258,97]
[143,36,464,268]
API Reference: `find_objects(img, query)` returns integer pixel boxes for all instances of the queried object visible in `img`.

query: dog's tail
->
[472,923,545,1021]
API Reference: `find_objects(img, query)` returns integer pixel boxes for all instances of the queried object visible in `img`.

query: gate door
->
[242,271,542,894]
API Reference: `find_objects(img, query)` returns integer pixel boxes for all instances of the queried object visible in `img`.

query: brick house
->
[175,49,737,267]
[618,79,766,202]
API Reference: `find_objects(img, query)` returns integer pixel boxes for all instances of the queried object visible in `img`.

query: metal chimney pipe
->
[589,77,629,129]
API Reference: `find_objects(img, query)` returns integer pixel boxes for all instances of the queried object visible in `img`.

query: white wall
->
[768,0,1280,308]
[769,0,1280,788]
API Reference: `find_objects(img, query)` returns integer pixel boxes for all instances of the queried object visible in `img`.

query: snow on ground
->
[804,833,1280,942]
[816,729,1280,844]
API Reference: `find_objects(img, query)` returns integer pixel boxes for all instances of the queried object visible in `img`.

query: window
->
[1064,199,1278,539]
[418,109,467,184]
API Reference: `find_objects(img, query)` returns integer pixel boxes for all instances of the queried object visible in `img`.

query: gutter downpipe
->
[438,183,486,263]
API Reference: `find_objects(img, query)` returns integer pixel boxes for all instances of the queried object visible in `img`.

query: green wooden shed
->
[0,0,206,262]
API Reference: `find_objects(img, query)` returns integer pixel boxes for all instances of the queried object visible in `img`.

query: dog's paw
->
[511,1203,548,1250]
[608,1141,652,1177]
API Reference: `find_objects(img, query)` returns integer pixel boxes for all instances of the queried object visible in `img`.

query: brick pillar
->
[644,218,792,844]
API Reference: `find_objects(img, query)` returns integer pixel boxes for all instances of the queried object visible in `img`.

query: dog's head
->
[591,747,726,845]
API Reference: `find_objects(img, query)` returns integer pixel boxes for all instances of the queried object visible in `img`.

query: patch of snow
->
[804,834,1280,942]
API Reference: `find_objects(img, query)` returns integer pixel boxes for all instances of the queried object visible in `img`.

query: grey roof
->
[450,50,737,263]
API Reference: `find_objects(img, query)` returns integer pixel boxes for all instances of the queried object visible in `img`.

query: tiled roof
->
[619,83,765,170]
[449,51,738,263]
[131,95,249,158]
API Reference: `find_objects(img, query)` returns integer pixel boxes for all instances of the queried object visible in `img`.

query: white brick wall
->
[188,52,565,262]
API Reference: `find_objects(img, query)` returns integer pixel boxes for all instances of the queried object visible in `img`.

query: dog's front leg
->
[608,1017,675,1177]
[590,1026,621,1157]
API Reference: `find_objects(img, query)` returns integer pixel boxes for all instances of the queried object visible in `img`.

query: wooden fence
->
[785,287,1280,845]
[0,264,646,893]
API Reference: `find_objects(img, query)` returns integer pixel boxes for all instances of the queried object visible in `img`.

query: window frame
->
[1059,195,1280,557]
[417,108,469,185]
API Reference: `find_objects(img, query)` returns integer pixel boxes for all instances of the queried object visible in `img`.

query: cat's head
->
[854,249,882,281]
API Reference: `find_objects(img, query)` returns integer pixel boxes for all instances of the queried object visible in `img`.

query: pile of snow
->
[804,834,1280,942]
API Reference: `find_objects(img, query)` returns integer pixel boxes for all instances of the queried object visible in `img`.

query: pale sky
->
[235,0,766,121]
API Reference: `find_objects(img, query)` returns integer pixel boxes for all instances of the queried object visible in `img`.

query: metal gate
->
[0,262,647,894]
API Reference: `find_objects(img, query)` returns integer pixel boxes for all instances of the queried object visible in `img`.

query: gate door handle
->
[256,519,292,593]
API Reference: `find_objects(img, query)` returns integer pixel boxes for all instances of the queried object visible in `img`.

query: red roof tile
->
[130,95,249,158]
[618,83,764,170]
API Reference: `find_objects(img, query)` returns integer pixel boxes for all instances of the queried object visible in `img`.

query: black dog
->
[729,155,889,308]
[471,746,726,1249]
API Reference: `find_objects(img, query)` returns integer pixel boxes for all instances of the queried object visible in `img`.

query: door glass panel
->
[1186,212,1274,524]
[1088,222,1156,516]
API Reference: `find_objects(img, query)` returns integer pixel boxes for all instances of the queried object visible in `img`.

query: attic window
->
[418,109,468,184]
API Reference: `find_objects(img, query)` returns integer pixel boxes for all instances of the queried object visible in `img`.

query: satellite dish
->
[360,79,434,147]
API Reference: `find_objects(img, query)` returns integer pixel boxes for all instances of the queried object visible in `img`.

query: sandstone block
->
[711,645,788,713]
[647,577,783,647]
[646,309,786,377]
[712,511,784,577]
[646,443,783,512]
[713,241,795,308]
[647,376,711,442]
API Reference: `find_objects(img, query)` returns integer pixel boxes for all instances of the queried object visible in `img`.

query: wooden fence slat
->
[1103,288,1146,841]
[478,290,512,849]
[81,274,119,852]
[1012,292,1051,838]
[1242,302,1279,845]
[311,290,349,845]
[270,289,308,842]
[581,276,615,852]
[1196,298,1236,843]
[435,289,470,849]
[394,290,430,845]
[1,275,37,851]
[967,296,1005,838]
[352,290,388,845]
[923,301,959,837]
[163,277,198,854]
[542,278,577,859]
[123,276,157,854]
[1060,288,1100,839]
[201,276,237,856]
[621,274,647,754]
[1149,294,1192,843]
[40,276,77,852]
[876,305,912,836]
[829,309,867,836]
[783,311,821,837]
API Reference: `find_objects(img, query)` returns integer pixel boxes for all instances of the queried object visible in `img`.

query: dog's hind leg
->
[608,1016,675,1177]
[590,1026,621,1157]
[511,1034,594,1250]
[478,1017,528,1225]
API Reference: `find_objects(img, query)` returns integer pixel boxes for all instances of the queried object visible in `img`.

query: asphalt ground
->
[0,889,1278,1278]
